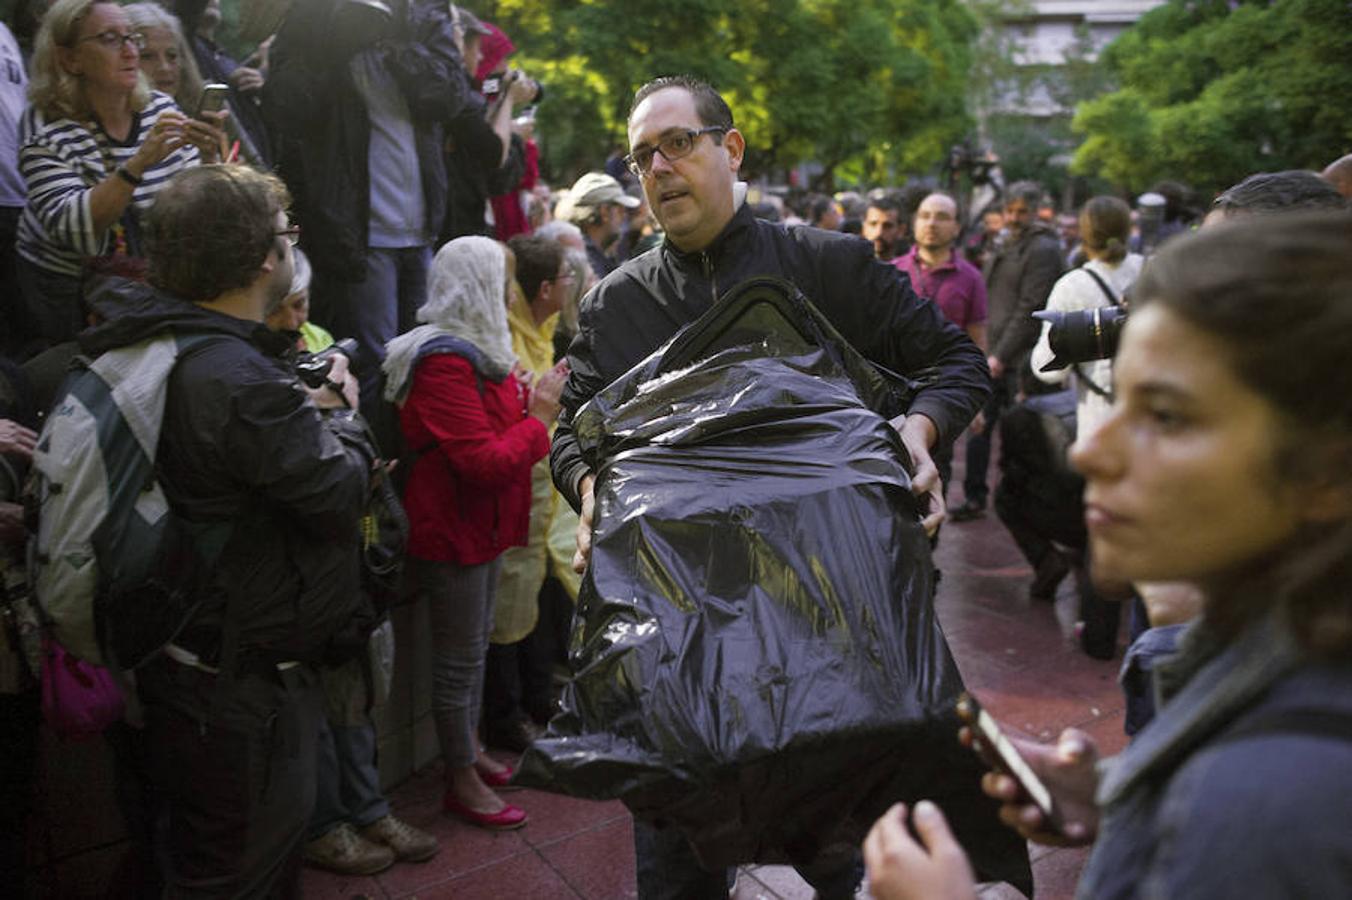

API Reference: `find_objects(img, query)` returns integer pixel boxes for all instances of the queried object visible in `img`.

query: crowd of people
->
[0,0,1350,897]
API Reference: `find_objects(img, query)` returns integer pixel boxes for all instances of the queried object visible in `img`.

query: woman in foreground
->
[865,210,1352,899]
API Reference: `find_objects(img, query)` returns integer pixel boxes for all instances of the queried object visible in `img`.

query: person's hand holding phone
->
[127,109,192,177]
[185,109,230,163]
[969,726,1101,846]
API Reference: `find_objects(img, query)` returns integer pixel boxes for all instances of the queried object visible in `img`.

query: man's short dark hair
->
[629,75,734,132]
[508,234,564,303]
[1005,181,1043,208]
[145,165,291,304]
[804,193,835,224]
[866,192,904,216]
[1212,170,1347,216]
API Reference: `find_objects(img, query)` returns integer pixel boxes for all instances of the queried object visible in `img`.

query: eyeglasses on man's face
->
[78,30,146,52]
[625,126,726,177]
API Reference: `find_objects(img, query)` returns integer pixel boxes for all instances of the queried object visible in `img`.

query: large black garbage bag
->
[518,278,1030,891]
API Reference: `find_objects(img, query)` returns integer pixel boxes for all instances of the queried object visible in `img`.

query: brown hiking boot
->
[303,822,395,875]
[359,814,440,863]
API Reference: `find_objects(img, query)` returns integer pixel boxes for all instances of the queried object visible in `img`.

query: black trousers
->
[483,577,572,727]
[138,659,322,899]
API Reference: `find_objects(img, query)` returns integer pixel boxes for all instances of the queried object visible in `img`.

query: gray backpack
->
[27,332,227,669]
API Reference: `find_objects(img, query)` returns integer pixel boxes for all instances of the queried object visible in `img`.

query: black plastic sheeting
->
[518,278,1031,891]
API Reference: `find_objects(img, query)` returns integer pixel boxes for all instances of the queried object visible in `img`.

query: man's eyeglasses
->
[624,127,726,177]
[275,226,301,247]
[78,31,146,51]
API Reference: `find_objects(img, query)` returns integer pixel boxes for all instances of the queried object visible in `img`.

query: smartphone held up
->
[956,693,1064,833]
[196,82,230,118]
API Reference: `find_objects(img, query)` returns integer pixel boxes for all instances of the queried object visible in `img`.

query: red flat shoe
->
[442,793,528,831]
[479,764,518,790]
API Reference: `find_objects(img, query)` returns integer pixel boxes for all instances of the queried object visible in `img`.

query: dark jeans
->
[483,577,570,726]
[311,245,430,455]
[310,719,389,838]
[104,720,168,898]
[960,370,1013,506]
[139,658,323,898]
[633,819,861,900]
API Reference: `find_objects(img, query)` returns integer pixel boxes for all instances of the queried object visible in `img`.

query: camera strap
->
[1080,266,1122,309]
[1072,266,1121,401]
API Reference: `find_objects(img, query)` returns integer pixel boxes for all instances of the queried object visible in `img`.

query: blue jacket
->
[1079,614,1352,899]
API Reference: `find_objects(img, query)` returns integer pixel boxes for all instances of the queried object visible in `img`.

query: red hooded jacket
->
[400,353,549,565]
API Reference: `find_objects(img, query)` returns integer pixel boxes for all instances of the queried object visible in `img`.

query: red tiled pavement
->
[304,452,1131,900]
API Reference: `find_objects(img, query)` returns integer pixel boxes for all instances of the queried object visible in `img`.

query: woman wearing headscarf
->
[383,236,566,830]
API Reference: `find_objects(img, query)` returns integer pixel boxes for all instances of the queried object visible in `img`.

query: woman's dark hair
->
[1079,196,1131,264]
[1134,210,1352,655]
[145,165,291,303]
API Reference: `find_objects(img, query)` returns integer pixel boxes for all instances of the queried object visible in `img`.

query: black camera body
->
[1032,307,1128,372]
[295,338,359,389]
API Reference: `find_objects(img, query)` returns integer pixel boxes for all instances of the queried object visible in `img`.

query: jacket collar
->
[659,186,757,265]
[78,277,289,359]
[1097,613,1302,806]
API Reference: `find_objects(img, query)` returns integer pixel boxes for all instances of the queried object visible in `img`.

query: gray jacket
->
[984,222,1063,369]
[1078,614,1352,899]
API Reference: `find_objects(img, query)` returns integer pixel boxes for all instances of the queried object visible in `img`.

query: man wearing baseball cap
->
[557,172,639,278]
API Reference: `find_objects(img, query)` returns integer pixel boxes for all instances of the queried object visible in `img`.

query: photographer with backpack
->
[32,164,377,896]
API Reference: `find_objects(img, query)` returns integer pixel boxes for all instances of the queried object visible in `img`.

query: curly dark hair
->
[144,165,291,303]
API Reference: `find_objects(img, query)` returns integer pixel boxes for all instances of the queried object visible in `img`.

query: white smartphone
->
[956,692,1063,831]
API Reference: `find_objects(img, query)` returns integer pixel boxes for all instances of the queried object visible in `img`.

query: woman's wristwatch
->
[115,166,143,188]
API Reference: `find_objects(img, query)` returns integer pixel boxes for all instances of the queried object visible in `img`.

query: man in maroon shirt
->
[893,191,987,494]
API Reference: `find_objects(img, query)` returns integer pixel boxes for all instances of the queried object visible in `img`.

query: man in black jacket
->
[550,75,989,900]
[951,181,1063,522]
[83,165,376,896]
[265,0,472,443]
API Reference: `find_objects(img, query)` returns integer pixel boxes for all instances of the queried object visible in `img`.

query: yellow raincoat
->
[491,291,582,645]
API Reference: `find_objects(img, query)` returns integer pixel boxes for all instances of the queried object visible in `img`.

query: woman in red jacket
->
[383,236,566,830]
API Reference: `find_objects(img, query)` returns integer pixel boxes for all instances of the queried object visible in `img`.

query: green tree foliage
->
[1071,0,1352,195]
[490,0,978,188]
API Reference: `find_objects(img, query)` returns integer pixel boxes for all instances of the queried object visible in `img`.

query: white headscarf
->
[383,236,517,402]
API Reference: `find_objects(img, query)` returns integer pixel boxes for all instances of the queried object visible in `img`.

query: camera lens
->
[1033,307,1127,371]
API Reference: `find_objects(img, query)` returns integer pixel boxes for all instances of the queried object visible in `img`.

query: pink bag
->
[40,636,125,739]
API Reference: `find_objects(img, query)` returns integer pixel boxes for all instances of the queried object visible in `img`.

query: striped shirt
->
[17,91,199,276]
